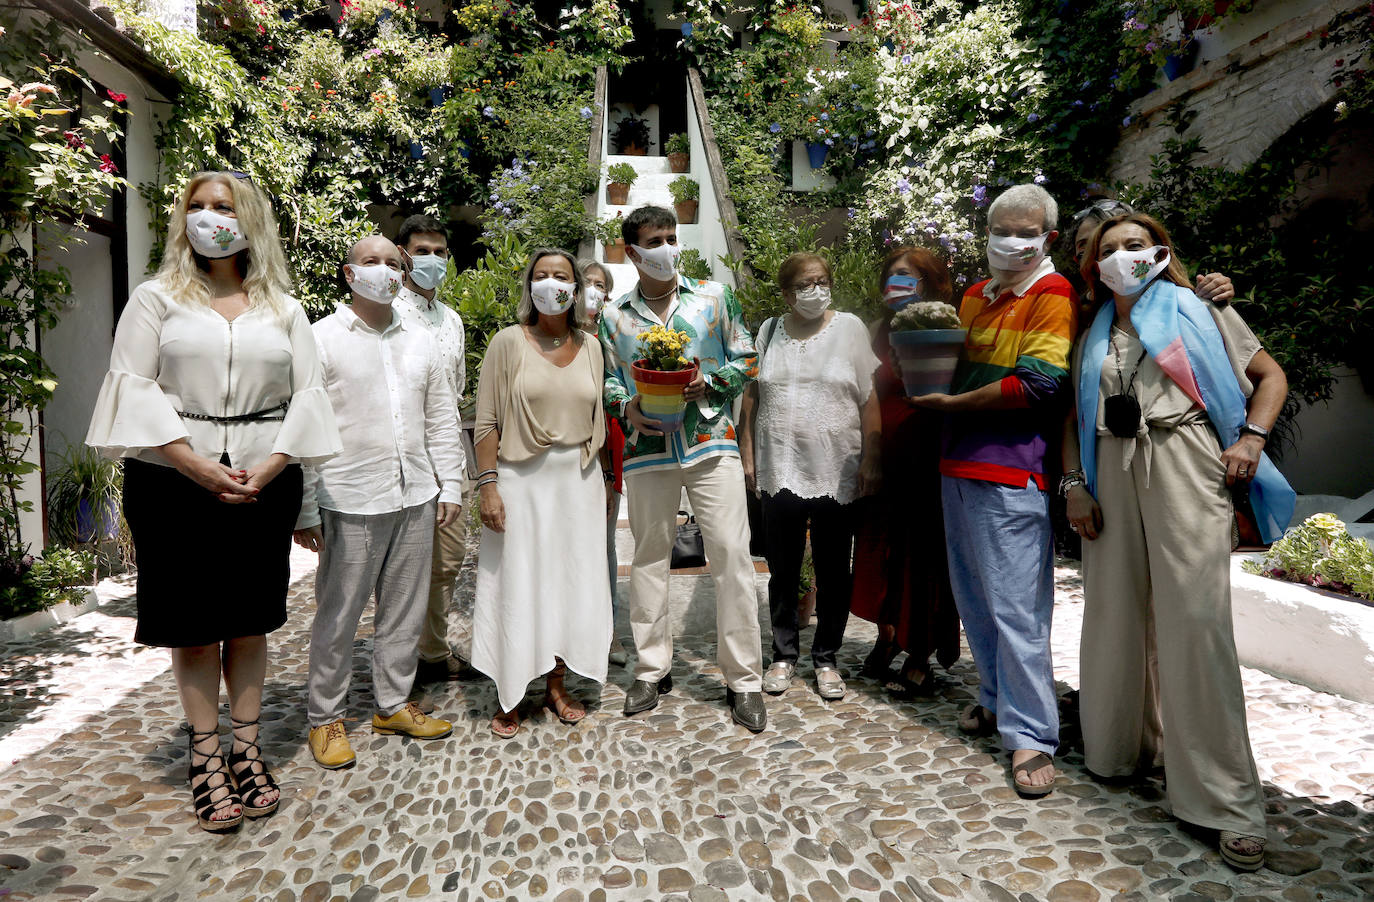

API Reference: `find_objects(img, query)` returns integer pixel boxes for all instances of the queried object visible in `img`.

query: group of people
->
[87,172,1293,871]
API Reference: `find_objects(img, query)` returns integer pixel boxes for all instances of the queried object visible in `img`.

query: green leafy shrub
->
[668,176,699,204]
[665,132,691,156]
[0,546,96,620]
[1243,513,1374,601]
[590,213,624,246]
[679,248,712,281]
[606,162,637,185]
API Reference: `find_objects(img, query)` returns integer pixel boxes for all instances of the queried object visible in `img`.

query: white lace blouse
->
[86,278,341,469]
[754,311,879,505]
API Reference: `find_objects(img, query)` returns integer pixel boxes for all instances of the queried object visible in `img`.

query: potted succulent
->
[668,176,699,224]
[665,132,691,173]
[46,441,123,546]
[592,212,627,264]
[611,114,653,155]
[888,300,966,397]
[631,325,698,432]
[606,161,637,205]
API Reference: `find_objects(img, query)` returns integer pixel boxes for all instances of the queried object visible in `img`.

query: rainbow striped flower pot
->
[631,361,698,431]
[889,329,966,397]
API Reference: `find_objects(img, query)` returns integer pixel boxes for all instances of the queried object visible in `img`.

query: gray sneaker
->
[814,666,846,700]
[762,661,795,695]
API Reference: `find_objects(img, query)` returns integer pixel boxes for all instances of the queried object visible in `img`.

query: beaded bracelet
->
[475,476,499,490]
[474,468,498,481]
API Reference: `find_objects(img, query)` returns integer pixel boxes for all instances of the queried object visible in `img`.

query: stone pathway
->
[1,541,1371,902]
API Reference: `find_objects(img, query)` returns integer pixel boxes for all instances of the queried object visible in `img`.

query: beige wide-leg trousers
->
[1080,422,1266,836]
[625,455,763,692]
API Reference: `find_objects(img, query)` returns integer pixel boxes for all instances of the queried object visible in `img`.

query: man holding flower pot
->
[597,205,767,733]
[905,184,1077,797]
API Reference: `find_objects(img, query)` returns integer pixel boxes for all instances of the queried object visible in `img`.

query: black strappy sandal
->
[187,727,243,833]
[861,639,900,681]
[228,716,280,818]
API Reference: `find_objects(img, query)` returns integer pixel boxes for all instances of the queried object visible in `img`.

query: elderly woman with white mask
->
[739,252,881,700]
[472,248,612,738]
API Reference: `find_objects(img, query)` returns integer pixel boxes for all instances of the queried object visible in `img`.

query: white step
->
[606,153,671,175]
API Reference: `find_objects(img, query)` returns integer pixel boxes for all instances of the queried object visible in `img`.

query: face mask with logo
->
[986,232,1049,272]
[345,263,402,304]
[1097,246,1171,298]
[531,278,577,316]
[883,274,922,310]
[791,284,831,320]
[186,210,249,258]
[629,242,681,281]
[584,286,606,314]
[407,253,448,291]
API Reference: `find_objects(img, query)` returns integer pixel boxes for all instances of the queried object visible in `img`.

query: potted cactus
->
[668,176,699,224]
[665,132,691,173]
[888,300,966,397]
[606,162,637,205]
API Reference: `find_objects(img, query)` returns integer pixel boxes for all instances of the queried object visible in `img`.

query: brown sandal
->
[1011,751,1056,798]
[958,703,997,736]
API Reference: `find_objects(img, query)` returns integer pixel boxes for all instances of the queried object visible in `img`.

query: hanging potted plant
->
[665,132,691,173]
[46,442,123,546]
[592,212,627,264]
[888,300,966,397]
[606,161,637,205]
[631,325,699,432]
[611,114,653,155]
[668,176,699,224]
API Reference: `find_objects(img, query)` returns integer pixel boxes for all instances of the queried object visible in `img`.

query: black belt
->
[178,400,289,423]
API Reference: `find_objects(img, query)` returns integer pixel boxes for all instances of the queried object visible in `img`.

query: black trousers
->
[761,489,856,667]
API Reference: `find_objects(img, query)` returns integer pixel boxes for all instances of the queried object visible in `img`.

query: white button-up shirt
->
[296,303,466,528]
[395,285,466,403]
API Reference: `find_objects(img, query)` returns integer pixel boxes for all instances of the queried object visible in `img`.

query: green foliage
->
[443,232,528,383]
[668,176,699,204]
[678,248,711,281]
[606,161,637,185]
[1,19,124,566]
[590,213,625,246]
[665,132,691,156]
[0,545,96,620]
[610,114,652,153]
[45,440,124,548]
[1243,513,1374,601]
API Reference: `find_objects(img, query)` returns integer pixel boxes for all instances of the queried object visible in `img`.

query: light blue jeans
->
[942,475,1058,754]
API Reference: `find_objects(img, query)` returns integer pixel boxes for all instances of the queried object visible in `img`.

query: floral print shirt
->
[599,275,758,474]
[395,285,466,404]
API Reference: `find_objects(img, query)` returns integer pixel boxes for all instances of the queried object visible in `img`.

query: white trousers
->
[625,455,763,692]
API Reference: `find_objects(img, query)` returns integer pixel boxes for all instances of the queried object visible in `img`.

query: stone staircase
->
[594,153,706,297]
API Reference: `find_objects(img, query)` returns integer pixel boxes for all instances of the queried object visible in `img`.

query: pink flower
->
[106,89,128,104]
[98,154,118,174]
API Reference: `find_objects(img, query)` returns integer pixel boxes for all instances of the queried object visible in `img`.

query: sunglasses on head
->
[1072,199,1132,225]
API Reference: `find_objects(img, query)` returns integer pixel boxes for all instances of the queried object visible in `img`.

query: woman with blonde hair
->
[1063,211,1293,870]
[472,248,612,737]
[87,171,340,831]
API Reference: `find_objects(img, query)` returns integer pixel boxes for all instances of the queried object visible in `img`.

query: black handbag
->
[671,511,707,569]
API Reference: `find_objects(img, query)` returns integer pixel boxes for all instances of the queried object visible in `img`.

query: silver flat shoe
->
[762,661,795,695]
[814,666,846,700]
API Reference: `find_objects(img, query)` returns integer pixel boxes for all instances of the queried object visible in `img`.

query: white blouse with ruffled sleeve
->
[85,278,342,469]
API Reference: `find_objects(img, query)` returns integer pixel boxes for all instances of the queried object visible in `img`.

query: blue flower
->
[972,184,988,206]
[824,138,833,146]
[820,112,829,121]
[483,106,495,118]
[769,122,781,134]
[895,177,911,195]
[1122,115,1133,126]
[846,207,856,220]
[850,83,859,90]
[1033,174,1048,185]
[901,54,912,64]
[1027,113,1040,123]
[579,107,592,119]
[1072,99,1084,108]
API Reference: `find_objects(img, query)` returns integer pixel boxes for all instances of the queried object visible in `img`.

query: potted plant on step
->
[606,161,637,205]
[46,441,123,546]
[888,300,966,397]
[631,325,699,432]
[665,132,690,173]
[611,114,653,155]
[592,212,627,264]
[669,176,699,224]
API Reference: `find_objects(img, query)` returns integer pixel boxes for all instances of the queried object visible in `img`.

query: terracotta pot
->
[607,182,630,205]
[604,239,626,264]
[674,199,699,224]
[620,144,647,156]
[797,588,817,628]
[667,152,689,173]
[630,361,699,431]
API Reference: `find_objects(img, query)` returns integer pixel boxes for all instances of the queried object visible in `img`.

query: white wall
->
[685,82,734,288]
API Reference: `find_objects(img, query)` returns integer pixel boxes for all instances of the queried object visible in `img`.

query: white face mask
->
[345,263,402,304]
[185,209,249,258]
[791,284,831,320]
[1097,246,1171,298]
[986,232,1049,272]
[584,286,606,314]
[407,253,448,291]
[531,278,577,316]
[629,241,681,281]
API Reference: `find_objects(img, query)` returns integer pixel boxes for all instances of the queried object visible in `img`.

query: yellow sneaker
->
[372,702,452,739]
[308,721,356,769]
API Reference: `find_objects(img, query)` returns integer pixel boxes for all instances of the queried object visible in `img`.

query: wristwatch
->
[1239,422,1269,443]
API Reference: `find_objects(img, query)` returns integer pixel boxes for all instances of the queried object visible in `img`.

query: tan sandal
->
[1219,830,1265,871]
[1011,751,1055,799]
[544,689,586,725]
[490,708,520,739]
[958,703,997,737]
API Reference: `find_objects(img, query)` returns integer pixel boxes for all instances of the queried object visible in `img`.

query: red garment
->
[849,320,961,670]
[608,417,625,495]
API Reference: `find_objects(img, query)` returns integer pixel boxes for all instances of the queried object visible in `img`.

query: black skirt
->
[122,456,303,647]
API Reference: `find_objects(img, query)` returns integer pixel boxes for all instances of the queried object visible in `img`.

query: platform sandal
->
[187,727,243,833]
[228,716,280,818]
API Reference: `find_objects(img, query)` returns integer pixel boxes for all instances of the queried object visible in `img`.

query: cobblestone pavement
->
[1,542,1371,902]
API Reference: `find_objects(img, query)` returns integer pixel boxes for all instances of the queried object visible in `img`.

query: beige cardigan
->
[474,325,606,467]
